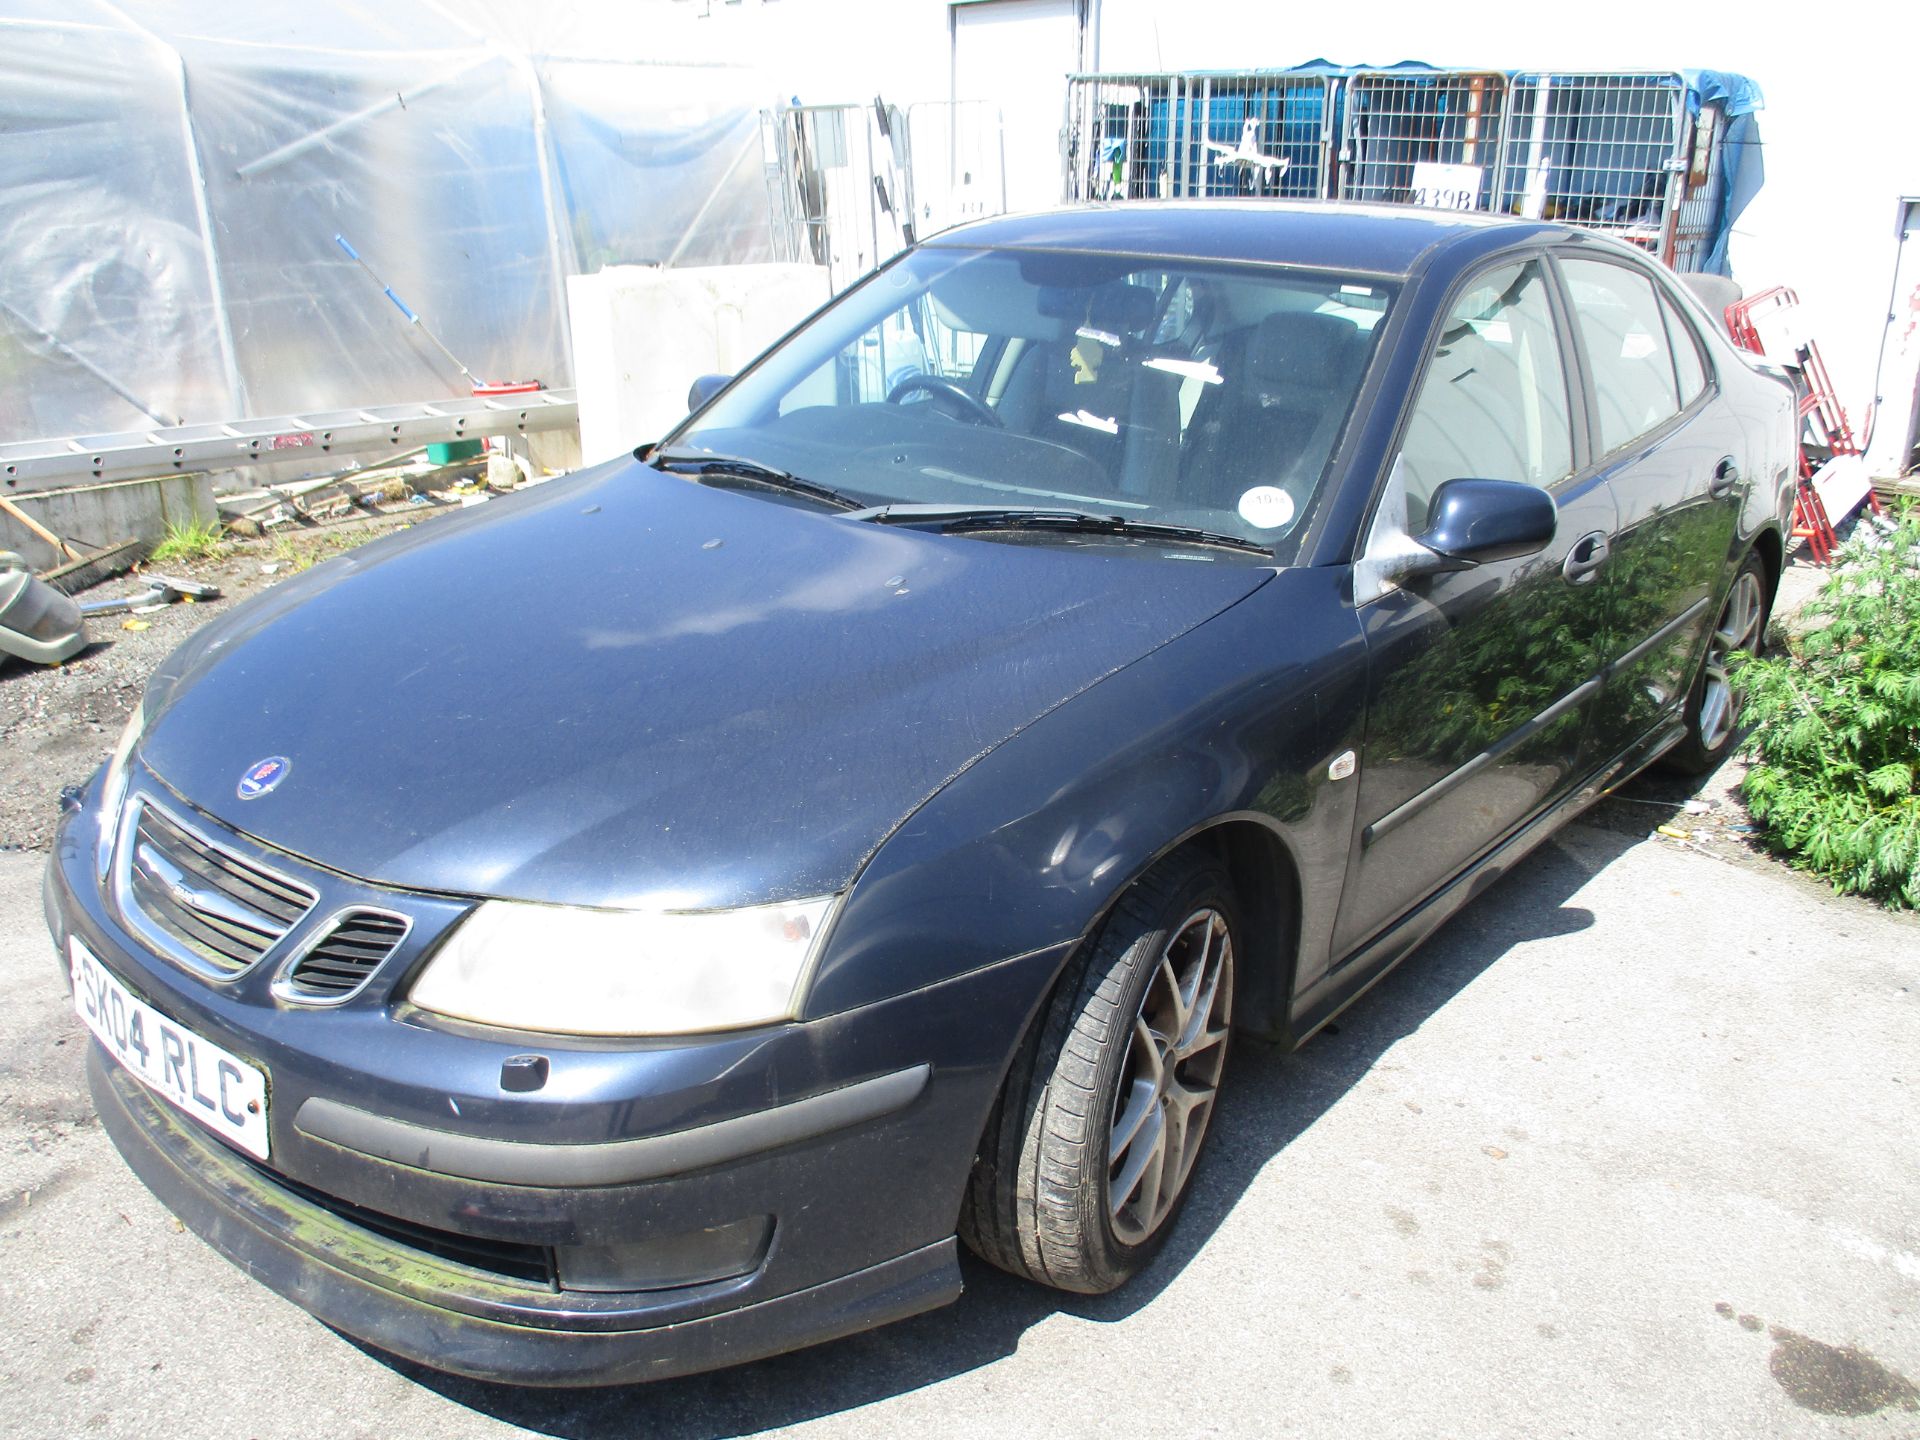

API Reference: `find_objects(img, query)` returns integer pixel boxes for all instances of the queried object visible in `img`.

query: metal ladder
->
[1,388,579,494]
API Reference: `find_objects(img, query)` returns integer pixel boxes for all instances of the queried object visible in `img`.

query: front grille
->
[283,911,409,998]
[245,1158,558,1288]
[123,801,316,975]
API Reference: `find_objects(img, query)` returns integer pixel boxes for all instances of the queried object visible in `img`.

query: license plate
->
[69,937,270,1160]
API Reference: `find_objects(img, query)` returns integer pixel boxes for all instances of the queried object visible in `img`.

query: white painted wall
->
[951,0,1082,209]
[568,263,831,462]
[674,0,1916,439]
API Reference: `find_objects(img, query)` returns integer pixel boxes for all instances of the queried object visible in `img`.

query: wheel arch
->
[1181,818,1302,1045]
[1059,813,1305,1050]
[1750,523,1784,616]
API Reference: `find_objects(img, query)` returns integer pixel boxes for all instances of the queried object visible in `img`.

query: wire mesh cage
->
[761,102,924,294]
[762,101,1013,295]
[1338,71,1506,210]
[1062,67,1742,272]
[1065,72,1336,203]
[1494,73,1688,255]
[905,100,1009,238]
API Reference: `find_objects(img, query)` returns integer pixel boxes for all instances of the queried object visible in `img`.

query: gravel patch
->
[0,515,423,852]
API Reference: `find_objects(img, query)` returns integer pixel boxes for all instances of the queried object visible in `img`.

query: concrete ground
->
[3,811,1916,1439]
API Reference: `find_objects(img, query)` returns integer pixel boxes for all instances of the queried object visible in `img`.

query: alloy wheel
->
[1698,569,1765,752]
[1107,908,1233,1245]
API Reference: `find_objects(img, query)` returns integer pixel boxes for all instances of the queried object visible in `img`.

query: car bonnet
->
[133,460,1273,911]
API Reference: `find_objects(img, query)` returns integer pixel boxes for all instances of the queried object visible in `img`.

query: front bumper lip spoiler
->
[294,1063,932,1188]
[91,1050,962,1385]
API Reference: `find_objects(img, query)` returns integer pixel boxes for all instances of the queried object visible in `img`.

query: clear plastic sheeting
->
[0,1,780,442]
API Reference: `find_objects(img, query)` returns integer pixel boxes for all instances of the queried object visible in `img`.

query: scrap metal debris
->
[78,575,221,619]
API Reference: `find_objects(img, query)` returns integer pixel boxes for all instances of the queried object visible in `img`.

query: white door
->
[1866,197,1920,484]
[951,0,1079,212]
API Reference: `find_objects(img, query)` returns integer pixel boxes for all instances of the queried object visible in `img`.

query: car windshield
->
[672,245,1395,561]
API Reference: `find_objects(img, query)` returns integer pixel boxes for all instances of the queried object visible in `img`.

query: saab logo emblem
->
[237,756,291,800]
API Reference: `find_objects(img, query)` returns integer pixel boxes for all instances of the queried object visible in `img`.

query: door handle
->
[1562,531,1611,584]
[1709,456,1740,499]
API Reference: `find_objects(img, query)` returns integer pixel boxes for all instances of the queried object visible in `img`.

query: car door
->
[1555,252,1742,764]
[1332,255,1617,956]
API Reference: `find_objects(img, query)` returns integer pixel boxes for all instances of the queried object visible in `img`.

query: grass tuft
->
[269,526,384,573]
[149,516,227,564]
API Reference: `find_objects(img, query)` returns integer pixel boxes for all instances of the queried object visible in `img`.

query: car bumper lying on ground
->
[45,793,1061,1386]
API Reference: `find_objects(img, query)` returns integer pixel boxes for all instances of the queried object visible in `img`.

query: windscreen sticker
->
[1237,486,1295,530]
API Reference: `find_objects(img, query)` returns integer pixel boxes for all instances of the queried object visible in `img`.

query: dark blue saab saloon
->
[47,203,1795,1385]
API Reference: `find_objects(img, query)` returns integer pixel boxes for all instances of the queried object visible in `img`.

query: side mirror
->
[686,373,731,412]
[1414,478,1558,569]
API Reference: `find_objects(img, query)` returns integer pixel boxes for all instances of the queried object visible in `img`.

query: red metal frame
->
[1723,287,1881,561]
[1791,480,1838,563]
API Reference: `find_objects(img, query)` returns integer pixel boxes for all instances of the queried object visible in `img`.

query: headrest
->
[1249,311,1361,389]
[1083,282,1157,339]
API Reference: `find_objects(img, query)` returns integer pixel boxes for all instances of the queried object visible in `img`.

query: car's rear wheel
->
[1666,548,1770,774]
[959,851,1238,1294]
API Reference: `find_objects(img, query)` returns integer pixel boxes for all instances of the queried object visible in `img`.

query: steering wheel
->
[885,373,1002,428]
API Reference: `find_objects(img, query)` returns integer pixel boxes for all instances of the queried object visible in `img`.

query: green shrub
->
[1736,505,1920,907]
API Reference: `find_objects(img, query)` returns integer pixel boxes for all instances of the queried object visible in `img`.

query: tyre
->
[960,851,1239,1294]
[1666,548,1770,774]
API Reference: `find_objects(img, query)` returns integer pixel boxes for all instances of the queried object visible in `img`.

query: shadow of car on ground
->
[353,822,1632,1439]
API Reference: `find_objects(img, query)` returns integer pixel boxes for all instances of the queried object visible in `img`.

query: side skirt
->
[1285,718,1687,1050]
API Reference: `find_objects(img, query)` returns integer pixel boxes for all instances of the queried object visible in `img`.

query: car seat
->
[996,282,1182,501]
[1178,310,1367,520]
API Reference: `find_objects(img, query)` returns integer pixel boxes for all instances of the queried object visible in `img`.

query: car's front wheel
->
[1666,549,1771,774]
[960,851,1238,1294]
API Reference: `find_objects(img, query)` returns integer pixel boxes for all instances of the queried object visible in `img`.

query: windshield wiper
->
[650,447,861,512]
[844,504,1274,557]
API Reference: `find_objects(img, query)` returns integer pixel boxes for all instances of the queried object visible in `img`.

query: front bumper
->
[90,1053,961,1386]
[47,789,1067,1385]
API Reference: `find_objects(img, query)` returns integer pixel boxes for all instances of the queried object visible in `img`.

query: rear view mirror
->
[1414,478,1558,569]
[686,373,731,412]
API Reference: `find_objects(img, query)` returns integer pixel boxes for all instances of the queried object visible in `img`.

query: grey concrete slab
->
[3,822,1916,1439]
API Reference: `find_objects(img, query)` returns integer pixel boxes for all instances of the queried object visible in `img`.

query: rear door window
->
[1659,290,1710,405]
[1561,257,1684,453]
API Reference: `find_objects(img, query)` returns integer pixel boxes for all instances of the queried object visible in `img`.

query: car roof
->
[922,201,1565,278]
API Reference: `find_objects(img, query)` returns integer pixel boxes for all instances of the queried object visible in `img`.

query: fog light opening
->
[555,1215,773,1294]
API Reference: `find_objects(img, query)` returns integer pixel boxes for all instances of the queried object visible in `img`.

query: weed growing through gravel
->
[269,526,386,573]
[149,516,227,563]
[1736,505,1920,907]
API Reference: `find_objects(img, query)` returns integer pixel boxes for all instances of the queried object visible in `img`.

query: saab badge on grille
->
[237,756,291,800]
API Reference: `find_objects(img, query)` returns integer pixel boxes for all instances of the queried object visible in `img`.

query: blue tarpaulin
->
[1684,70,1766,275]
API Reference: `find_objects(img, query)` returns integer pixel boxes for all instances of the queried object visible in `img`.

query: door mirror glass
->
[1415,477,1558,567]
[686,373,732,412]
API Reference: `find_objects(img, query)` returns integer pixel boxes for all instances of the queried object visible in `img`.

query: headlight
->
[96,705,145,876]
[408,895,839,1037]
